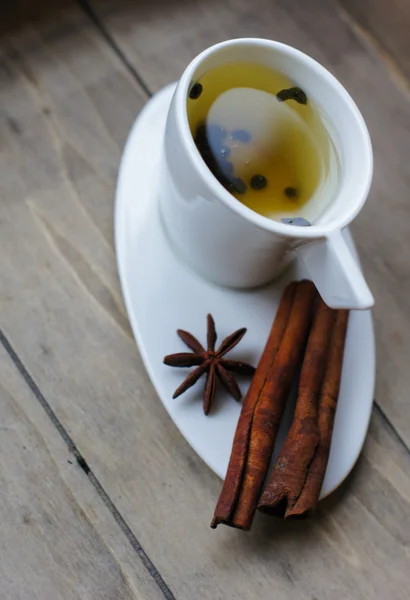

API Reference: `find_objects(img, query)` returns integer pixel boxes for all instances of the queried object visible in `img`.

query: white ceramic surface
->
[159,38,374,309]
[115,83,375,498]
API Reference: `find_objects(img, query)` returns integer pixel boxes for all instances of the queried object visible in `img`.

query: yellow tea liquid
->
[187,62,338,223]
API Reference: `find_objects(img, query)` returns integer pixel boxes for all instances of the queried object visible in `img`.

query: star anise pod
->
[164,314,255,415]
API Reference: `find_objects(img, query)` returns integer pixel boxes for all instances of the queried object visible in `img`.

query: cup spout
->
[296,231,374,310]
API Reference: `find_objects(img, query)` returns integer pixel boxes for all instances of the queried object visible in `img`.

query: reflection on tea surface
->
[187,62,339,223]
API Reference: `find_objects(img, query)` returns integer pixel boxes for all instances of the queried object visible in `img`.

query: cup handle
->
[295,230,374,310]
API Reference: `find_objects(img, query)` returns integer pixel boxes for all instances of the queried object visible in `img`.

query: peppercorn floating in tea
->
[187,62,339,224]
[251,175,268,190]
[189,82,203,100]
[276,86,308,105]
[284,186,297,198]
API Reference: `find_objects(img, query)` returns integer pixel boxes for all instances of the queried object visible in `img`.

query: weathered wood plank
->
[0,5,409,599]
[340,0,410,83]
[0,344,164,600]
[0,7,165,600]
[0,0,73,36]
[89,0,410,451]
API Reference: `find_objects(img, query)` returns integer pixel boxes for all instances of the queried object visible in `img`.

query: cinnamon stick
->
[284,309,349,518]
[258,306,348,518]
[211,280,317,529]
[210,281,296,528]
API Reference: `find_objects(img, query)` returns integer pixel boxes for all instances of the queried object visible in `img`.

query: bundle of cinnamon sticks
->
[211,280,348,530]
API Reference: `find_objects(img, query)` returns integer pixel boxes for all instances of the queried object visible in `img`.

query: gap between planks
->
[76,0,153,97]
[0,329,176,600]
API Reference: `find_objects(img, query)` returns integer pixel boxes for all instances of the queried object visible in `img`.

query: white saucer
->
[115,83,375,498]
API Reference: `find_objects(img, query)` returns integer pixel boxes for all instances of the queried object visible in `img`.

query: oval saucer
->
[115,83,375,498]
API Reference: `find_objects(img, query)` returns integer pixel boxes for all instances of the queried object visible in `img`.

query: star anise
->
[163,314,255,415]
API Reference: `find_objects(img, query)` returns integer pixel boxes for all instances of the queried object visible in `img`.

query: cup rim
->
[174,37,373,239]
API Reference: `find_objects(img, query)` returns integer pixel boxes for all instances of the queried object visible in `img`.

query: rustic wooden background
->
[1,1,410,598]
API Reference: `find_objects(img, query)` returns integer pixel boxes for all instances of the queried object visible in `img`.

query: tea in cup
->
[159,38,374,309]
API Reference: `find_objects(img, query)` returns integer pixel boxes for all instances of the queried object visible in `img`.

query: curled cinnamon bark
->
[258,307,349,518]
[210,281,297,528]
[211,280,317,530]
[284,309,349,518]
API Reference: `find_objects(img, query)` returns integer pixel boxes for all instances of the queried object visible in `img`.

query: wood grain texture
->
[0,2,410,599]
[340,0,410,83]
[89,0,410,451]
[0,0,73,36]
[0,345,163,600]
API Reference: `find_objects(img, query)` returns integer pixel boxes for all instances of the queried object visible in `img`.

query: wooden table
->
[1,1,409,598]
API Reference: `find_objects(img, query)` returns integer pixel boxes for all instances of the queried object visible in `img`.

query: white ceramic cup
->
[159,38,374,309]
